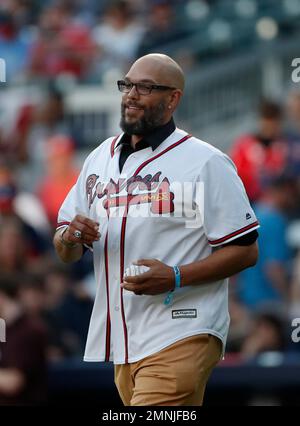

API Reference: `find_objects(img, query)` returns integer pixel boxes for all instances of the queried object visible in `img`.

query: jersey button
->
[115,306,119,311]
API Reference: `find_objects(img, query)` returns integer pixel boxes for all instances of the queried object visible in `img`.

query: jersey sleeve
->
[197,152,260,247]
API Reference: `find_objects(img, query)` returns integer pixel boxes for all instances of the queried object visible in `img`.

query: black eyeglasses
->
[117,80,176,95]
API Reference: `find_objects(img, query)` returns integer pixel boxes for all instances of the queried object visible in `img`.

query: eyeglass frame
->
[117,79,177,95]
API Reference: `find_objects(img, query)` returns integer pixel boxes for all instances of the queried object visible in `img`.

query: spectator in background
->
[0,217,27,274]
[28,4,96,82]
[0,0,36,27]
[0,216,50,277]
[26,89,68,163]
[230,100,288,202]
[241,312,286,361]
[236,175,296,310]
[92,0,144,77]
[60,0,106,27]
[284,89,300,179]
[286,89,300,139]
[136,0,188,59]
[43,265,93,360]
[19,274,46,319]
[15,89,72,187]
[2,103,36,164]
[0,162,50,254]
[226,294,251,355]
[0,10,32,84]
[0,275,47,405]
[18,269,93,360]
[42,266,72,361]
[36,135,79,229]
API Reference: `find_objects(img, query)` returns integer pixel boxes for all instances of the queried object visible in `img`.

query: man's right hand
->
[54,215,100,263]
[62,215,101,246]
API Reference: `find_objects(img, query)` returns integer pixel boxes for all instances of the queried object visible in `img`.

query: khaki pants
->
[114,334,222,406]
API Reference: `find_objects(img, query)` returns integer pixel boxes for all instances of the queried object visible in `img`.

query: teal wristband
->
[164,266,181,306]
[173,266,181,289]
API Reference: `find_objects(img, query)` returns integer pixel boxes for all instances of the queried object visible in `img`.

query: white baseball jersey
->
[57,127,259,364]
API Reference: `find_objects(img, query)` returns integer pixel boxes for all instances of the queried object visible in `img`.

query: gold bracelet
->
[60,227,79,248]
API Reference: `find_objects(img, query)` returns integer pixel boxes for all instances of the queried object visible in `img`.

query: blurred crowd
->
[1,0,300,86]
[1,0,300,406]
[0,0,194,85]
[227,93,300,362]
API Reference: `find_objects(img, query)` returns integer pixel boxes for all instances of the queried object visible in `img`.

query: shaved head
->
[120,54,184,137]
[128,53,185,91]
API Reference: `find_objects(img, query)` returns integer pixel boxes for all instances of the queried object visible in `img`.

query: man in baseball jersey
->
[53,53,259,406]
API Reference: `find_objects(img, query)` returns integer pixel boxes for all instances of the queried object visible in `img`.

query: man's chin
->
[120,120,143,135]
[125,110,144,122]
[124,116,139,125]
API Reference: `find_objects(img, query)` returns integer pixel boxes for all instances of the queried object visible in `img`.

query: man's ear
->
[169,89,183,110]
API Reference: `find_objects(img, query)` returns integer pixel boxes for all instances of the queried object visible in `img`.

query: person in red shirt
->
[229,101,288,202]
[29,5,96,81]
[36,135,79,229]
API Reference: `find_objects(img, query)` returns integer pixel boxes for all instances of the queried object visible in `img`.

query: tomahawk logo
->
[0,58,6,83]
[0,318,6,342]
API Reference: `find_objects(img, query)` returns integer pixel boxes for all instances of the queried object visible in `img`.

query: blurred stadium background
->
[0,0,300,406]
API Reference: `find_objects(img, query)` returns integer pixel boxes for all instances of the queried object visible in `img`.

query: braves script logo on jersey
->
[86,172,174,214]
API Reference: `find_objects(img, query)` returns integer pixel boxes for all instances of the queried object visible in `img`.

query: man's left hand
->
[121,259,174,296]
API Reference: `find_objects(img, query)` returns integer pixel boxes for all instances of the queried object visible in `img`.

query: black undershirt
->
[116,120,258,247]
[117,118,176,173]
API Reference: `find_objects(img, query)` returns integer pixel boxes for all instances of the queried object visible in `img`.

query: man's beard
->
[120,101,167,135]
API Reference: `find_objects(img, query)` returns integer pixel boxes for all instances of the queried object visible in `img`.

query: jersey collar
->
[116,117,176,152]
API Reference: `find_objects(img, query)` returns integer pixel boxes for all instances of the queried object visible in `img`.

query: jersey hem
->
[83,329,226,364]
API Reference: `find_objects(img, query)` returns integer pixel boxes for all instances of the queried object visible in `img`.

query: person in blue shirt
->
[0,12,31,84]
[237,174,296,309]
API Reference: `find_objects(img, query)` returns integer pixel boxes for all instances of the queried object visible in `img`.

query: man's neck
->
[130,117,174,149]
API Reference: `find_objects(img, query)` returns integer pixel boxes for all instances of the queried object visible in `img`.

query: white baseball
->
[124,263,150,279]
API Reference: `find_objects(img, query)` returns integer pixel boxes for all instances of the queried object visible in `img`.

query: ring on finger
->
[74,229,82,239]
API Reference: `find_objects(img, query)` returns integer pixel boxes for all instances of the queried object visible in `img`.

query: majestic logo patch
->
[86,172,174,214]
[172,309,197,319]
[246,213,252,220]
